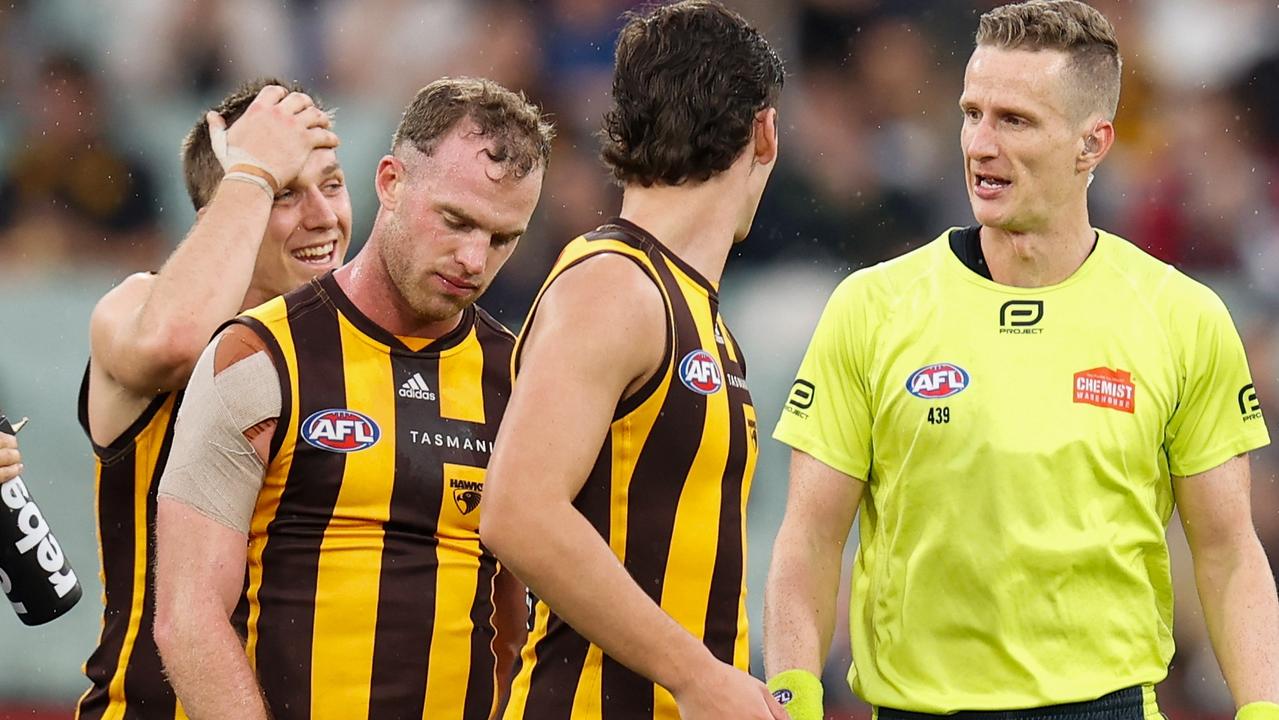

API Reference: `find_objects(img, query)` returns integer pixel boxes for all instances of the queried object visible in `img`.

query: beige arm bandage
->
[157,335,281,534]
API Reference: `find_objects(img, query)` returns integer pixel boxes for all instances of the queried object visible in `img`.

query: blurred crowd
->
[1,0,1278,716]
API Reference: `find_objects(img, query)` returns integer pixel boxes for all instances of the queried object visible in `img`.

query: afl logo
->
[679,349,723,395]
[301,409,381,453]
[906,363,970,399]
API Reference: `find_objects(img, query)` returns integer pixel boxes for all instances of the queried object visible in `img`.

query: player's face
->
[959,46,1086,233]
[253,148,353,300]
[380,128,544,323]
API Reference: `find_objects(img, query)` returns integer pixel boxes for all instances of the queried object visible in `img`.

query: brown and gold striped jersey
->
[75,377,189,720]
[229,272,514,720]
[503,219,759,720]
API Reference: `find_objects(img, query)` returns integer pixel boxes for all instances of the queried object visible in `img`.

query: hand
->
[0,432,22,483]
[673,661,790,720]
[207,85,339,189]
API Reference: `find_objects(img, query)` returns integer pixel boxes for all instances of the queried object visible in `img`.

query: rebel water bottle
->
[0,412,83,625]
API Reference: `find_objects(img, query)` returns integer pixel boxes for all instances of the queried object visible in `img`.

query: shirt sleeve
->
[772,274,874,481]
[1164,285,1271,477]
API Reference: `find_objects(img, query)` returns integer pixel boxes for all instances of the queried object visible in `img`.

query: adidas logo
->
[398,373,437,402]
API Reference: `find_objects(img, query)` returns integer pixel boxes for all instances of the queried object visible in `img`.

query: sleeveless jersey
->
[231,271,514,720]
[503,218,760,720]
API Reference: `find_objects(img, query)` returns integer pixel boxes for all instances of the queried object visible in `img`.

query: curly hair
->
[600,0,784,187]
[392,77,554,180]
[180,77,321,211]
[976,0,1122,120]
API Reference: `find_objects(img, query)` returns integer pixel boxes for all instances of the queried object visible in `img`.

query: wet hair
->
[180,77,322,210]
[600,0,785,187]
[976,0,1122,120]
[391,77,554,179]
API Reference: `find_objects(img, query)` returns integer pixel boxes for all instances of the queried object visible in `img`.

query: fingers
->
[296,106,332,131]
[0,432,15,450]
[0,447,23,483]
[206,111,227,134]
[305,127,341,151]
[207,111,229,164]
[251,84,289,109]
[277,90,316,116]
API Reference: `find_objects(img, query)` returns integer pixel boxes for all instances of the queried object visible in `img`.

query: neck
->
[618,178,742,286]
[335,230,463,339]
[239,285,274,314]
[980,209,1096,288]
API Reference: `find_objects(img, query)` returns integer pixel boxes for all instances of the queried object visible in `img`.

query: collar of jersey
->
[940,226,1112,295]
[315,271,477,355]
[604,217,720,301]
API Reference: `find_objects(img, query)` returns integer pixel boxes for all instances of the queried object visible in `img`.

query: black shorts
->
[877,686,1149,720]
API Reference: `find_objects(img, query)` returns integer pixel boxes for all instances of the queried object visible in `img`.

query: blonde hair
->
[976,0,1121,120]
[392,77,554,180]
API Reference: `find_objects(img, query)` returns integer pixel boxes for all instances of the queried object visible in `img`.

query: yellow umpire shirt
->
[773,228,1271,713]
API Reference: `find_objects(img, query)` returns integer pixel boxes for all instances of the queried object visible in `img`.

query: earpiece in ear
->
[1084,135,1099,153]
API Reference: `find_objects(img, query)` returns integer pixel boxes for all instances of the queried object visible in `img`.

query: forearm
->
[157,606,270,719]
[1195,534,1279,705]
[491,568,528,717]
[136,180,271,354]
[763,527,845,676]
[486,501,715,695]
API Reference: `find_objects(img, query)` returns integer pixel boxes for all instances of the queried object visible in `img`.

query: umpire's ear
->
[374,154,406,211]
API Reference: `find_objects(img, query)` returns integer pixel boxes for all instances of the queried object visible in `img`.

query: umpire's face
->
[376,121,545,324]
[959,45,1092,234]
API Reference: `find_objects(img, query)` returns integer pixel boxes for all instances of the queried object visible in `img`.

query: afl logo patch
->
[906,363,970,399]
[301,409,381,453]
[679,349,724,395]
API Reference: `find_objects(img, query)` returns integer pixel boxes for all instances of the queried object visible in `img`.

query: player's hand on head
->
[207,84,340,190]
[673,662,790,720]
[0,432,22,482]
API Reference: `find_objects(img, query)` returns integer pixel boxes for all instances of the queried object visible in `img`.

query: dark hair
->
[601,0,784,187]
[391,77,554,179]
[976,0,1122,120]
[180,78,322,210]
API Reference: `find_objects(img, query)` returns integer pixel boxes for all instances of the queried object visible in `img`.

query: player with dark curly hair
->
[480,2,786,719]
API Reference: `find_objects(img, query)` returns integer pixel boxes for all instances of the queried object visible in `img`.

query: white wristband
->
[222,172,275,200]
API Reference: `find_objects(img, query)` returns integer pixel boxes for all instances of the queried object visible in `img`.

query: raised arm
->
[153,324,279,719]
[87,86,335,442]
[1175,454,1279,710]
[480,254,784,720]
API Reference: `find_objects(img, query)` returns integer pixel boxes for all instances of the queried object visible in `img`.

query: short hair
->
[601,0,785,187]
[181,78,321,211]
[391,77,554,180]
[976,0,1122,121]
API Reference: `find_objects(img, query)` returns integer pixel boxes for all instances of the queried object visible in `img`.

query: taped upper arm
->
[157,326,281,534]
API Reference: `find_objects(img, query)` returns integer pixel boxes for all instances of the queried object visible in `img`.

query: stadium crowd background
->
[0,0,1277,717]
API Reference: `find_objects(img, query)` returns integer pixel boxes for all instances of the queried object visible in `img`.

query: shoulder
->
[518,250,666,393]
[547,250,664,315]
[530,251,665,353]
[213,323,271,374]
[1098,230,1230,319]
[825,232,951,320]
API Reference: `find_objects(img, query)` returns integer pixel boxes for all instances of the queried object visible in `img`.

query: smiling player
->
[77,78,348,720]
